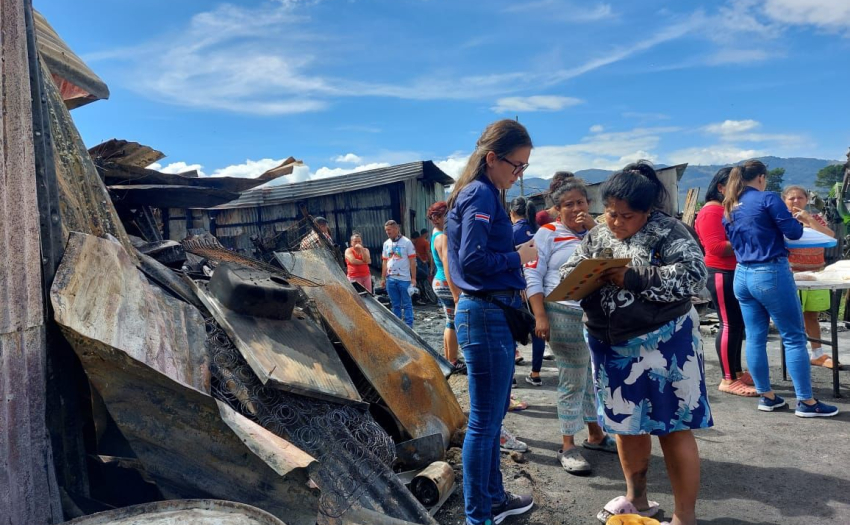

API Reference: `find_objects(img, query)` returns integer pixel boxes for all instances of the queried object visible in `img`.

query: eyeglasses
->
[500,157,529,176]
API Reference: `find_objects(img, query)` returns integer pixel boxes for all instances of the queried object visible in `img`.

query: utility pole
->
[516,115,524,197]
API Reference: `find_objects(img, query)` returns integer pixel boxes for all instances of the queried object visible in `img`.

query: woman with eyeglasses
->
[561,161,710,525]
[446,119,538,525]
[723,160,838,418]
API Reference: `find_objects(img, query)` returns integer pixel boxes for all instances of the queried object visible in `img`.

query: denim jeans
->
[456,292,519,525]
[386,277,414,328]
[734,258,812,400]
[530,334,545,373]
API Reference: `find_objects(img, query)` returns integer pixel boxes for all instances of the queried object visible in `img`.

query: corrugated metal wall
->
[165,178,446,268]
[0,0,62,521]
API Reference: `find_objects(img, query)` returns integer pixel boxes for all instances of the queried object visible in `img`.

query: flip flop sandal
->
[508,398,529,411]
[718,379,758,397]
[557,448,591,475]
[597,496,660,524]
[604,515,662,525]
[583,435,618,453]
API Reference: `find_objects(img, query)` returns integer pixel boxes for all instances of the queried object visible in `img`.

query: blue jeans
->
[734,258,812,400]
[386,277,414,328]
[456,292,519,525]
[531,334,545,373]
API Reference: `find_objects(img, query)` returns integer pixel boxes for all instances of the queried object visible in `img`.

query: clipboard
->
[544,258,631,302]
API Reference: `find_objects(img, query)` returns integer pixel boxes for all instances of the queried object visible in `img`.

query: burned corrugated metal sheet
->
[280,248,466,446]
[357,292,453,377]
[256,156,302,182]
[194,280,362,404]
[88,139,165,169]
[206,320,437,525]
[34,10,109,108]
[0,2,63,522]
[214,162,452,210]
[51,233,320,524]
[41,57,135,254]
[98,162,285,194]
[109,184,239,209]
[65,499,287,525]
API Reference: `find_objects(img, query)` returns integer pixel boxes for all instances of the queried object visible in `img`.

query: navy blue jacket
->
[512,219,535,247]
[723,187,803,264]
[446,177,525,293]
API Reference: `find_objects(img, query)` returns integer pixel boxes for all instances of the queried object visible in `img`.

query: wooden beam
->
[0,0,62,521]
[681,187,700,227]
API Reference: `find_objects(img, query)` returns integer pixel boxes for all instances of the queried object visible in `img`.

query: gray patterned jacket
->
[560,211,707,344]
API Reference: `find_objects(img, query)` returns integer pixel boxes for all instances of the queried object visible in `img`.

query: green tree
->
[765,167,785,193]
[815,164,845,191]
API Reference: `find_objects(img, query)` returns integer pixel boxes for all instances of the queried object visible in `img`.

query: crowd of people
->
[329,118,841,525]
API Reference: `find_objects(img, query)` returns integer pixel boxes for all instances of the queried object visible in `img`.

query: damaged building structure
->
[2,4,465,525]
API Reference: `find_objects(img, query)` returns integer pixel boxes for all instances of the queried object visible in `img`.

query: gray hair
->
[384,220,399,227]
[781,185,809,200]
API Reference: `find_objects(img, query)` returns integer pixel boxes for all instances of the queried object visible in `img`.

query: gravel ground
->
[411,304,850,525]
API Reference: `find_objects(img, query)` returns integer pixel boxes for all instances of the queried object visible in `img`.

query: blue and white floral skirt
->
[586,308,713,436]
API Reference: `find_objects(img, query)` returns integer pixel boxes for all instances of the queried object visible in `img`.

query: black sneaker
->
[492,491,533,524]
[524,374,542,386]
[451,360,468,375]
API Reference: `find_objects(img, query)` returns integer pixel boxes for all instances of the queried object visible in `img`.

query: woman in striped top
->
[524,178,614,475]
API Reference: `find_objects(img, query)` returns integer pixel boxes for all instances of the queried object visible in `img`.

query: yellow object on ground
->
[606,514,661,525]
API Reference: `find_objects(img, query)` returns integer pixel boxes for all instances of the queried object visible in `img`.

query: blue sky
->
[37,0,850,183]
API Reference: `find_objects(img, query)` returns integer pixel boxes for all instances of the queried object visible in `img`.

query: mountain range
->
[506,156,844,207]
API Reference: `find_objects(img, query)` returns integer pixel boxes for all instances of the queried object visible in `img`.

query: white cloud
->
[274,162,392,184]
[705,119,761,135]
[333,153,363,164]
[89,0,701,114]
[147,161,206,176]
[590,124,604,133]
[435,152,470,181]
[209,158,289,178]
[667,146,765,165]
[706,48,773,65]
[526,126,679,175]
[703,118,805,147]
[504,1,615,22]
[762,0,850,31]
[492,95,584,113]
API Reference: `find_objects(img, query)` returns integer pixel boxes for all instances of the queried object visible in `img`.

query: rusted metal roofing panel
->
[193,279,362,404]
[65,499,287,525]
[109,184,239,208]
[51,233,320,524]
[98,162,286,193]
[0,2,63,521]
[42,57,135,253]
[358,293,453,376]
[214,161,453,210]
[279,248,466,446]
[34,10,109,109]
[88,139,165,169]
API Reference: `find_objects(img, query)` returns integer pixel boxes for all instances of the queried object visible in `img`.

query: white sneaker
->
[499,426,527,453]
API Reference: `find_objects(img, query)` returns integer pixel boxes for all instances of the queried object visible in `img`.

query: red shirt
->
[413,237,431,263]
[694,204,737,271]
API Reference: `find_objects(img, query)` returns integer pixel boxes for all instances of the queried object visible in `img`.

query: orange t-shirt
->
[413,237,431,263]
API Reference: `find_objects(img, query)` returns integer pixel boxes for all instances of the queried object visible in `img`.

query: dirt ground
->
[411,304,850,525]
